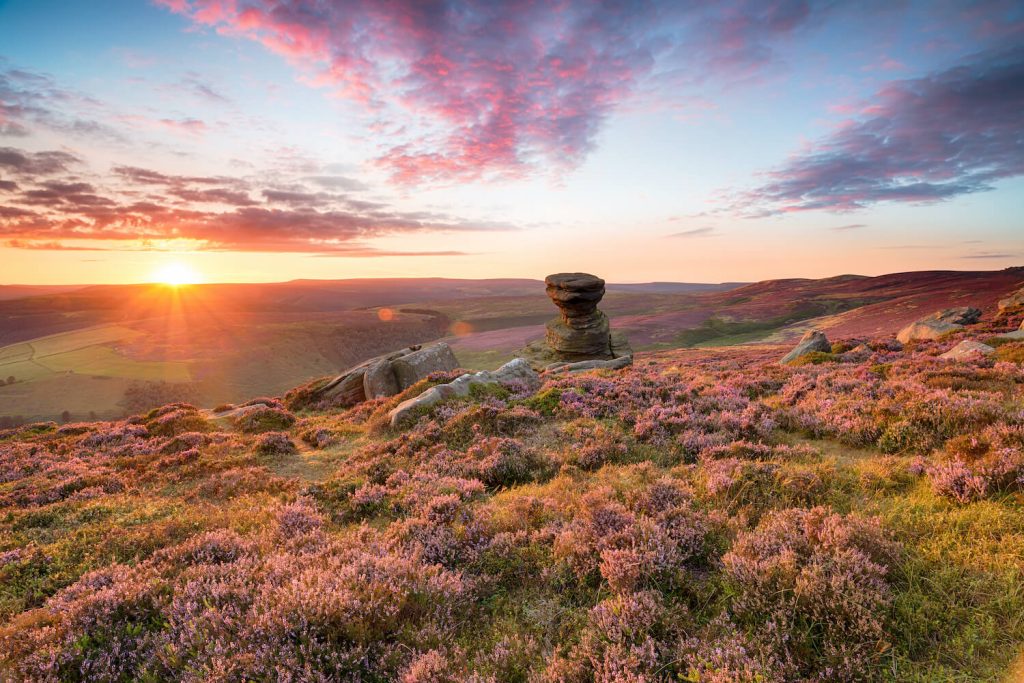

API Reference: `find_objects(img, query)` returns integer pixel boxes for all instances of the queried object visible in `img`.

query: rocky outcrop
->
[998,286,1024,315]
[780,330,831,364]
[939,340,995,361]
[287,342,459,409]
[522,272,632,368]
[388,358,540,427]
[896,307,981,344]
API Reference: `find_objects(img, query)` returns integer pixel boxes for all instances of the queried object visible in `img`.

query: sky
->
[0,0,1022,285]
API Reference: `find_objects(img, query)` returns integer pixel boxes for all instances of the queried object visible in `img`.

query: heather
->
[1,334,1023,681]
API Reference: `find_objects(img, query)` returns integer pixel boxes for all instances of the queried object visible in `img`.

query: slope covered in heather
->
[1,297,1023,681]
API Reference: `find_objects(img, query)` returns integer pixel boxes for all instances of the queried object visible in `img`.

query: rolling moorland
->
[0,268,1022,681]
[1,269,1021,424]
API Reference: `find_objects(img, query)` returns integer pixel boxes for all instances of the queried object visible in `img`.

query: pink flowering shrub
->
[723,506,899,681]
[232,406,296,434]
[928,424,1024,502]
[254,430,297,456]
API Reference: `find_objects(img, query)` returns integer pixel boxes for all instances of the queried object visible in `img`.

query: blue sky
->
[0,0,1021,284]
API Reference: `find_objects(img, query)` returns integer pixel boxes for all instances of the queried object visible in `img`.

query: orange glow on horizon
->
[150,261,204,286]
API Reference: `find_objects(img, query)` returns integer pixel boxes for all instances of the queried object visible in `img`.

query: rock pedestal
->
[544,273,614,359]
[522,272,632,368]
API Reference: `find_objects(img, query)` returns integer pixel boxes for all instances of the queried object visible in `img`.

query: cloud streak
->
[737,47,1024,215]
[158,0,829,184]
[0,146,515,253]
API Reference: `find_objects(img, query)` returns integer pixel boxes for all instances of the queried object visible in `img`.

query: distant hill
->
[1,269,1021,422]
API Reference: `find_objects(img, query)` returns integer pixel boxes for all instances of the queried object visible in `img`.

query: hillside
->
[2,268,1021,423]
[0,291,1022,681]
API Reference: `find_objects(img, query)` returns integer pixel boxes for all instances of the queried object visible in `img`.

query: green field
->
[0,325,193,420]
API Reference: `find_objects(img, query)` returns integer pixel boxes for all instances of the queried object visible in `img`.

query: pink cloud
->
[159,1,828,184]
[0,146,515,253]
[735,46,1024,215]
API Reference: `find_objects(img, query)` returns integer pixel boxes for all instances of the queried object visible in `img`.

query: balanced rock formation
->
[896,307,981,344]
[389,358,540,427]
[286,342,459,409]
[523,272,632,368]
[939,340,995,361]
[780,330,831,364]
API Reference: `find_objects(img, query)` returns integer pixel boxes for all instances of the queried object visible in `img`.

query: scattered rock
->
[780,330,831,364]
[391,343,459,388]
[922,307,981,325]
[998,286,1024,315]
[939,340,995,361]
[544,356,634,374]
[997,320,1024,341]
[896,307,981,344]
[388,358,540,427]
[287,342,460,409]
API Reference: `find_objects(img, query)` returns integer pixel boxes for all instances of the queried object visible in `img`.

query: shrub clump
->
[232,406,296,434]
[722,506,899,681]
[255,431,298,456]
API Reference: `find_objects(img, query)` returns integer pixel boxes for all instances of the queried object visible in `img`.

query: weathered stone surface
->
[363,358,400,399]
[389,358,540,427]
[997,321,1024,341]
[522,272,631,365]
[544,356,634,374]
[545,273,606,321]
[545,312,612,358]
[897,320,960,344]
[896,307,981,344]
[780,330,831,364]
[287,343,459,409]
[922,307,981,325]
[610,330,633,358]
[391,342,459,389]
[939,340,995,360]
[998,286,1024,314]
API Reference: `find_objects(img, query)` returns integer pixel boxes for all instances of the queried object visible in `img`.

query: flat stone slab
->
[388,358,540,427]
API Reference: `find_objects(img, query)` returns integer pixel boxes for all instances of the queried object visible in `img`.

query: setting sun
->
[151,262,203,286]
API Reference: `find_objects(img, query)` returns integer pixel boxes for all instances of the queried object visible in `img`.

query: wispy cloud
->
[736,46,1024,215]
[667,226,717,238]
[0,145,517,254]
[830,223,866,231]
[157,0,832,184]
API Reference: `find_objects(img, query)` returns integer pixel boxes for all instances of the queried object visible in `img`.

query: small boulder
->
[896,307,981,344]
[780,330,831,364]
[998,286,1024,315]
[388,358,539,427]
[391,342,460,389]
[996,319,1024,341]
[922,307,981,325]
[363,358,400,399]
[939,340,995,361]
[896,320,959,344]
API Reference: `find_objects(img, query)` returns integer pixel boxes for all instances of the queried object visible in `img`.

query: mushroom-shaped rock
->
[388,358,540,428]
[780,330,831,364]
[939,340,995,361]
